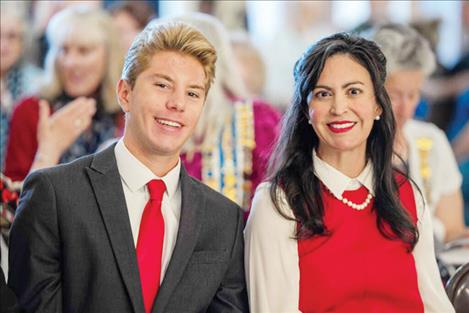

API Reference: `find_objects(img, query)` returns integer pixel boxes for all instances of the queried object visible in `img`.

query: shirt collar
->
[115,139,181,199]
[312,149,375,198]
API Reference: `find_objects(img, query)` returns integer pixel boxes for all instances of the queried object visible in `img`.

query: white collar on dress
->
[115,139,181,199]
[312,149,375,198]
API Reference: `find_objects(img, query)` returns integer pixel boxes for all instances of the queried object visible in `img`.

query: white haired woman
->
[4,6,125,182]
[373,23,468,243]
[168,13,281,213]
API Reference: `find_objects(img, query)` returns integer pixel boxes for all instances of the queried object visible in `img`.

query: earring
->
[375,115,381,121]
[308,120,312,125]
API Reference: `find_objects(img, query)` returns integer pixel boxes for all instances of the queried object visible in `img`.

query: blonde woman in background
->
[4,6,125,182]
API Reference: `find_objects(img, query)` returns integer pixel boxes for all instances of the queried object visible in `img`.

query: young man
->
[8,22,248,313]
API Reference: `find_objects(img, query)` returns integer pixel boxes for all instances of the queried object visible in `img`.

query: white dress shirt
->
[244,150,454,313]
[115,139,181,283]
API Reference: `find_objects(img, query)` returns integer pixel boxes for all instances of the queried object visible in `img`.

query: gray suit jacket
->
[8,144,248,313]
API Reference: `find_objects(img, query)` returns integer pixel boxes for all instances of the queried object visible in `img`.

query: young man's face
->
[118,50,206,163]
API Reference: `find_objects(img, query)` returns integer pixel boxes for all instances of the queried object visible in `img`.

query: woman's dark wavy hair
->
[267,32,419,250]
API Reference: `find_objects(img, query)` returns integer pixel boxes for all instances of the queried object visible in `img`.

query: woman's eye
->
[315,91,330,99]
[59,46,69,55]
[78,47,91,55]
[348,88,362,96]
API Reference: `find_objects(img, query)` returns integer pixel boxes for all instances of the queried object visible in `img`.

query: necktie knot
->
[147,179,166,201]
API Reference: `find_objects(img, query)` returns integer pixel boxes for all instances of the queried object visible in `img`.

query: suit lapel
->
[86,144,145,313]
[153,167,204,312]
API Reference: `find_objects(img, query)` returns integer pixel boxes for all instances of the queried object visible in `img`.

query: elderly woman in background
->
[373,24,468,244]
[108,0,156,51]
[168,13,281,212]
[230,31,267,100]
[4,6,125,182]
[0,3,42,169]
[245,32,453,313]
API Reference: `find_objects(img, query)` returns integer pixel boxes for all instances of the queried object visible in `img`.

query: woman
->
[245,33,453,312]
[108,0,156,51]
[169,13,281,212]
[0,3,42,168]
[230,31,267,100]
[4,6,125,181]
[373,24,467,243]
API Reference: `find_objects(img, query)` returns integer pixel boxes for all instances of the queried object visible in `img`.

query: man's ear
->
[117,79,131,113]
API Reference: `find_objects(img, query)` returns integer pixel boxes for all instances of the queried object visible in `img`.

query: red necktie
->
[136,179,166,313]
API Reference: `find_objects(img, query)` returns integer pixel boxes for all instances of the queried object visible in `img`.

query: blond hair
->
[41,6,124,113]
[121,21,217,94]
[167,13,249,153]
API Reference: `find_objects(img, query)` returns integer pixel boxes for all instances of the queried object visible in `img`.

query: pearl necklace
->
[335,192,373,211]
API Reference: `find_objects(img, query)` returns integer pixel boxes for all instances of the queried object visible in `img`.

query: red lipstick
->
[327,121,356,133]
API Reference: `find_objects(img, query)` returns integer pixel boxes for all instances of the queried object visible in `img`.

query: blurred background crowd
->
[1,0,468,289]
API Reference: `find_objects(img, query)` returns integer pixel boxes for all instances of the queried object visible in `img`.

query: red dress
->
[298,179,424,313]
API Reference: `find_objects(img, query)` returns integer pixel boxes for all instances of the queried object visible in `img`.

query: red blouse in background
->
[4,96,124,181]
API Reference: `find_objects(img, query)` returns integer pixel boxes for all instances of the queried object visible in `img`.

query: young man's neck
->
[123,137,180,177]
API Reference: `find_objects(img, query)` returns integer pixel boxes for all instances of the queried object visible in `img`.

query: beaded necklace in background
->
[202,100,255,210]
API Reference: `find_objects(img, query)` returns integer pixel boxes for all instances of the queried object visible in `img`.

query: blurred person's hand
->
[31,97,96,170]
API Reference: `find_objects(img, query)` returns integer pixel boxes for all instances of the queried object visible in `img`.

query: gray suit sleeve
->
[207,207,249,312]
[8,171,63,313]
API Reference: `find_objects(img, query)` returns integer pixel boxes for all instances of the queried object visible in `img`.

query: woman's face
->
[308,54,382,159]
[57,33,107,98]
[0,15,23,75]
[385,69,425,130]
[112,11,141,51]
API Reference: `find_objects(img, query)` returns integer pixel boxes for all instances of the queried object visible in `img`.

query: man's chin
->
[150,143,183,158]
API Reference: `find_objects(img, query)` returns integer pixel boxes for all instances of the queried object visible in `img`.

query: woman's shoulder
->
[253,182,273,202]
[14,96,40,107]
[393,171,415,193]
[405,119,456,162]
[12,96,40,117]
[251,182,295,220]
[404,119,447,141]
[393,171,417,201]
